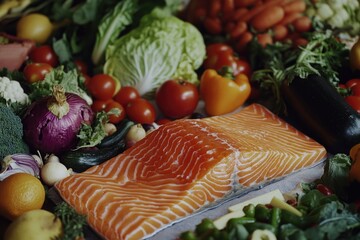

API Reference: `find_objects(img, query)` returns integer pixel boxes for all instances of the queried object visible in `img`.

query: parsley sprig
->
[54,202,87,240]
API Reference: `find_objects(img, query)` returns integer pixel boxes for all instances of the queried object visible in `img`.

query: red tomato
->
[203,43,252,78]
[346,78,360,89]
[345,96,360,113]
[74,59,88,75]
[82,74,91,88]
[113,86,140,107]
[91,99,112,112]
[23,63,53,83]
[351,84,360,97]
[29,45,59,67]
[105,100,126,124]
[234,58,252,78]
[155,79,199,119]
[338,83,347,89]
[203,43,237,72]
[87,74,116,100]
[156,118,172,125]
[126,98,156,124]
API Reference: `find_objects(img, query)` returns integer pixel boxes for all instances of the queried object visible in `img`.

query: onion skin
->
[0,154,40,181]
[22,93,94,155]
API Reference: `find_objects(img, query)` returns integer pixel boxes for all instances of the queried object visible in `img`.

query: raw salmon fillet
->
[55,104,326,240]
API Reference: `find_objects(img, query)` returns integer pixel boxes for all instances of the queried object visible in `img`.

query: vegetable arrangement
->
[179,187,360,240]
[1,0,360,239]
[182,0,312,52]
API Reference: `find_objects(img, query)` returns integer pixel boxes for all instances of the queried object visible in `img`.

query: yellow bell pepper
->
[199,69,251,116]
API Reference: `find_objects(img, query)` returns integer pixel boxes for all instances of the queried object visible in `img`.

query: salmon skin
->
[55,103,326,240]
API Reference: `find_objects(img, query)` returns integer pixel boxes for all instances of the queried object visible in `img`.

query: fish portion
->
[55,104,326,240]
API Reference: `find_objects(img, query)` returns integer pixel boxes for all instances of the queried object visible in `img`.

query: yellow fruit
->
[16,13,53,44]
[0,173,45,221]
[4,209,63,240]
[350,38,360,71]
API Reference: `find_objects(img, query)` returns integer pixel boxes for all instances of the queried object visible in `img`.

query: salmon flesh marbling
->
[55,103,327,240]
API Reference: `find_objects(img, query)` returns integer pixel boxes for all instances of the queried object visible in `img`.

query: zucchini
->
[60,141,126,173]
[281,74,360,154]
[97,119,134,148]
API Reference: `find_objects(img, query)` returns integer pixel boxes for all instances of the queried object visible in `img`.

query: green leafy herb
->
[279,190,360,239]
[76,111,109,149]
[54,202,87,240]
[250,30,349,114]
[28,67,92,105]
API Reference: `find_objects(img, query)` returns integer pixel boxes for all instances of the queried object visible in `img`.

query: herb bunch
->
[250,30,349,114]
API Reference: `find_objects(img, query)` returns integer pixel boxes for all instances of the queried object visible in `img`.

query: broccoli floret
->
[0,103,29,159]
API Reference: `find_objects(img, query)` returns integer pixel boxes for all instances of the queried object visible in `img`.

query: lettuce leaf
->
[103,7,205,96]
[91,0,137,65]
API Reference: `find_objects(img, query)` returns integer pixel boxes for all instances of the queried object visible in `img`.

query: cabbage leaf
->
[103,8,205,96]
[91,0,137,65]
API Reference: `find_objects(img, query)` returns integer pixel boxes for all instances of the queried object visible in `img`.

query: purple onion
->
[22,86,94,155]
[0,154,40,180]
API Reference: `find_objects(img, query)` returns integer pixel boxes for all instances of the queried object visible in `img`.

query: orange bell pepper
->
[200,69,251,116]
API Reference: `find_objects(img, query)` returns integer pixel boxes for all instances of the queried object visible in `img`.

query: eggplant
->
[281,74,360,154]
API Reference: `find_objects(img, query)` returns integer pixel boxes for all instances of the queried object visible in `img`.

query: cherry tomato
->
[82,74,91,88]
[156,79,199,119]
[126,98,156,124]
[203,43,252,78]
[23,63,53,83]
[29,45,59,67]
[234,58,252,78]
[345,78,360,89]
[345,96,360,113]
[105,100,126,124]
[91,99,112,112]
[87,74,116,101]
[351,84,360,97]
[74,59,88,75]
[338,83,347,89]
[113,86,140,107]
[316,184,333,196]
[203,43,237,72]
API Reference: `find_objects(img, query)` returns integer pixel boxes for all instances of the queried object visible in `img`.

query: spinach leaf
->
[320,154,352,201]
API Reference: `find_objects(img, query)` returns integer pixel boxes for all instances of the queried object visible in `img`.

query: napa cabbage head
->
[103,8,206,96]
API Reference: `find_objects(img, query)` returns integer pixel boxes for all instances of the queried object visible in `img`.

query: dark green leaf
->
[320,154,352,200]
[52,35,73,63]
[72,0,103,25]
[54,202,87,240]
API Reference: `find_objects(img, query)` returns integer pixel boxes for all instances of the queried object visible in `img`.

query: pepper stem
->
[47,85,70,119]
[218,66,235,80]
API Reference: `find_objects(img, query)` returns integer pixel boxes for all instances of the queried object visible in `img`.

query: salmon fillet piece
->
[55,103,326,240]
